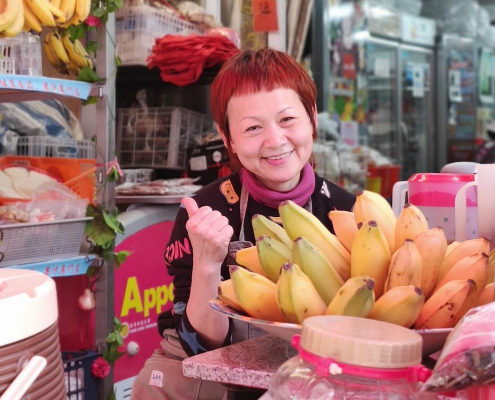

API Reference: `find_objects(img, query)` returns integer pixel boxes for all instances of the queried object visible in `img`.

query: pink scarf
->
[239,163,315,209]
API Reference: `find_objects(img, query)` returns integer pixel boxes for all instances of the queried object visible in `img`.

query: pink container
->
[392,173,477,241]
[467,385,495,399]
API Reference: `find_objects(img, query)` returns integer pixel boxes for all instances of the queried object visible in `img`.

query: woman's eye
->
[281,117,294,123]
[245,125,260,132]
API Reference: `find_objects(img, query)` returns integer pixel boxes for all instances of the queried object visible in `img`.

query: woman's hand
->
[182,197,234,268]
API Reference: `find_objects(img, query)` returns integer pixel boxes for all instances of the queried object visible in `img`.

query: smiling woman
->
[131,49,357,400]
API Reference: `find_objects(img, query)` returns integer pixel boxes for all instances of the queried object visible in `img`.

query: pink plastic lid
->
[408,173,474,183]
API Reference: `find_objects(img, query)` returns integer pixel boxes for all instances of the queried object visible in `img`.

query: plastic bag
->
[422,301,495,393]
[421,0,478,39]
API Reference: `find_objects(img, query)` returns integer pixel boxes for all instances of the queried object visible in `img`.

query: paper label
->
[149,370,163,388]
[190,155,208,171]
[374,58,390,78]
[341,121,359,148]
[253,0,279,32]
[412,64,425,98]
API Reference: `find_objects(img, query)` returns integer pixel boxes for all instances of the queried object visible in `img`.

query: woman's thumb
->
[182,196,199,218]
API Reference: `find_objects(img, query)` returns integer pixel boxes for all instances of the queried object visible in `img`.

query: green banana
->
[292,236,344,305]
[256,235,292,283]
[252,214,293,249]
[325,275,375,318]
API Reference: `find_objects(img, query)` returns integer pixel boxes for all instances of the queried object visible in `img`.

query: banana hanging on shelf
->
[51,0,62,8]
[73,0,91,24]
[0,0,20,32]
[4,1,23,38]
[43,32,68,74]
[49,31,70,65]
[59,0,76,23]
[25,0,56,27]
[22,0,42,33]
[61,30,92,69]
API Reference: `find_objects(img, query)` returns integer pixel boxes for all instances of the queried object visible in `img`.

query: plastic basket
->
[63,351,99,400]
[366,165,401,198]
[0,217,90,267]
[0,32,42,76]
[0,156,96,202]
[116,5,205,66]
[116,107,213,169]
[16,136,96,159]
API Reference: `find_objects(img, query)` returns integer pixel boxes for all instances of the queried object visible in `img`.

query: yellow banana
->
[61,31,89,68]
[414,279,477,329]
[25,0,56,27]
[414,227,448,298]
[350,220,390,299]
[385,239,422,292]
[475,282,494,307]
[252,214,292,249]
[74,36,93,68]
[51,0,62,7]
[353,190,397,254]
[256,235,292,283]
[279,200,351,281]
[229,265,286,322]
[218,279,245,313]
[60,0,76,21]
[49,31,70,65]
[325,275,375,318]
[436,238,490,285]
[328,210,358,252]
[434,253,488,299]
[488,248,495,284]
[0,0,19,32]
[22,0,42,32]
[42,0,66,23]
[445,241,461,258]
[4,1,23,38]
[276,263,327,324]
[235,246,267,278]
[74,0,90,24]
[394,203,428,251]
[368,285,425,328]
[43,32,68,74]
[292,236,344,305]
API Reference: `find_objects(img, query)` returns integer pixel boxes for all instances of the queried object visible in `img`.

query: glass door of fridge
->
[399,45,434,179]
[365,38,399,163]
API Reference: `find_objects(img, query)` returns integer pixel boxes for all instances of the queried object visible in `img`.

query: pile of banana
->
[0,0,93,76]
[44,30,93,75]
[218,191,495,330]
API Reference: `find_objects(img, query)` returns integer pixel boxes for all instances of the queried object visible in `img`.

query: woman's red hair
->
[210,48,317,170]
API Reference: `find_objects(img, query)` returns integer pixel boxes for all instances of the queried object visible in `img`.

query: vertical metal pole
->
[95,11,116,400]
[312,0,329,112]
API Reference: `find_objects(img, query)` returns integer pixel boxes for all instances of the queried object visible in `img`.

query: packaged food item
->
[422,301,495,393]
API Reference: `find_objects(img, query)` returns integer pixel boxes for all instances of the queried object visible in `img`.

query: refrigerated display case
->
[436,35,478,168]
[317,1,436,181]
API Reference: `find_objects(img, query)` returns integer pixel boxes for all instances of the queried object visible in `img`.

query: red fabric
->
[147,35,240,86]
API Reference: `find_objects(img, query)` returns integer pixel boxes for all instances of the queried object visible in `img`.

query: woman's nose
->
[263,125,287,148]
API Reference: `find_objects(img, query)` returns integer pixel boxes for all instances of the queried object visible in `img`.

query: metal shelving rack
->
[0,17,116,400]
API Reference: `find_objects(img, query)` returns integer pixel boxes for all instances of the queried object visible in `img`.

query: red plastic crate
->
[366,165,401,198]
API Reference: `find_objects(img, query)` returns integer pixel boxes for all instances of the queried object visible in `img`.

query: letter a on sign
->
[253,0,279,32]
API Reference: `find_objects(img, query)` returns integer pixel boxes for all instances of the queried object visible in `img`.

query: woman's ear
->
[217,124,236,153]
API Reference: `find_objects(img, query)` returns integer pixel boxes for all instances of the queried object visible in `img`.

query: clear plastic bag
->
[422,301,495,393]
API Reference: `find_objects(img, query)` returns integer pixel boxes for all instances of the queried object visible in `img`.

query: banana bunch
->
[0,0,24,38]
[44,29,93,76]
[216,192,495,331]
[21,0,91,32]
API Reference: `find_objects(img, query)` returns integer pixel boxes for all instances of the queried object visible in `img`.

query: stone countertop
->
[182,334,297,390]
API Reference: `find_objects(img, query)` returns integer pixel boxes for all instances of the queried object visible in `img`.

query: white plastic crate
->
[0,218,90,267]
[0,32,42,76]
[16,136,96,159]
[116,5,205,66]
[116,107,213,169]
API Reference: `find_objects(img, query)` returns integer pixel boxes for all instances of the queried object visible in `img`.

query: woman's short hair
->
[210,48,317,169]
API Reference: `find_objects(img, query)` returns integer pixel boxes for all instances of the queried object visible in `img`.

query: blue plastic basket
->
[62,351,99,400]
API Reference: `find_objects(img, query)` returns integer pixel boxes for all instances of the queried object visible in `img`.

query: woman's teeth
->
[266,152,292,160]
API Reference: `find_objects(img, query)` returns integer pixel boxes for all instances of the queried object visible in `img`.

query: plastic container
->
[16,136,96,159]
[63,351,99,400]
[116,107,213,170]
[0,269,66,399]
[0,32,42,76]
[116,5,205,66]
[268,316,433,400]
[366,165,401,198]
[122,168,154,183]
[0,155,96,202]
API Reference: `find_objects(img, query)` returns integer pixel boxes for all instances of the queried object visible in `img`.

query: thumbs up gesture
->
[182,197,234,267]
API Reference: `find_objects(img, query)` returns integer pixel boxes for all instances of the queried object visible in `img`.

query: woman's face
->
[224,88,314,192]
